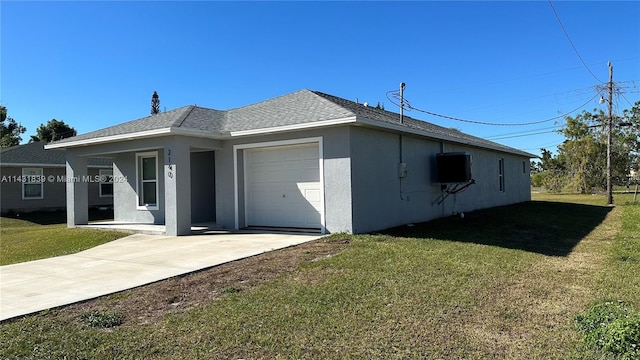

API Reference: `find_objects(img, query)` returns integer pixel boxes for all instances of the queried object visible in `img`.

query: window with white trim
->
[22,168,44,199]
[99,169,114,197]
[498,158,505,192]
[136,152,158,209]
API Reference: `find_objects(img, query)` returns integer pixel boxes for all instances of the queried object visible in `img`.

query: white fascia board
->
[229,116,357,137]
[355,117,536,158]
[0,163,111,168]
[169,127,227,139]
[44,128,225,150]
[45,128,174,149]
[1,163,65,168]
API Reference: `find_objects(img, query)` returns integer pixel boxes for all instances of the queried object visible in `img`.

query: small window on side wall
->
[100,169,114,197]
[136,152,158,209]
[22,168,44,199]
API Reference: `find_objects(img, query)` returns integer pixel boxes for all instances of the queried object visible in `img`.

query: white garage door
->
[245,143,322,229]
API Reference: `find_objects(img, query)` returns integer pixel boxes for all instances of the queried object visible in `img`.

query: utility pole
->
[399,82,405,124]
[606,62,614,206]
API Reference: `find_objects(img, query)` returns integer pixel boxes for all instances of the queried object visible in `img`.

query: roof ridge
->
[306,90,358,118]
[173,105,197,128]
[226,89,315,112]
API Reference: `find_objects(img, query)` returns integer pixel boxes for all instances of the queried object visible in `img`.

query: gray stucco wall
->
[56,126,529,235]
[442,143,531,214]
[348,126,531,233]
[63,135,221,234]
[213,127,354,233]
[0,166,112,215]
[113,151,166,224]
[349,127,443,233]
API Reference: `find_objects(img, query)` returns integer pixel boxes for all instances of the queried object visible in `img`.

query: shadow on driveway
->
[381,201,612,257]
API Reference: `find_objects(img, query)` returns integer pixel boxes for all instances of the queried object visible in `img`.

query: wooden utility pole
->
[606,62,614,206]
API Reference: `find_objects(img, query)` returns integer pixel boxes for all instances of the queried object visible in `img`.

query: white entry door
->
[245,143,322,229]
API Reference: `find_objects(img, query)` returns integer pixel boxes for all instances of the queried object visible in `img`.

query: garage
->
[244,143,323,230]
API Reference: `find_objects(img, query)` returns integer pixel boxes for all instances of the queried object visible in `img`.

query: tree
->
[151,91,160,115]
[620,100,640,173]
[537,100,640,193]
[29,119,77,143]
[0,106,27,148]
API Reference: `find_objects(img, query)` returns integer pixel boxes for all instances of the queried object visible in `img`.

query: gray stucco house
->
[46,89,534,235]
[0,142,113,215]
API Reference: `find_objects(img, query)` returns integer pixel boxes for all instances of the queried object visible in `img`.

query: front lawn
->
[0,211,129,265]
[1,194,638,359]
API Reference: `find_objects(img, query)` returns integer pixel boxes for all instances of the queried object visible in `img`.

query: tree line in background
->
[1,106,77,148]
[531,100,640,193]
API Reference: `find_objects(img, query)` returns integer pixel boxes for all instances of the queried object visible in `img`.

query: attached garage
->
[243,142,323,231]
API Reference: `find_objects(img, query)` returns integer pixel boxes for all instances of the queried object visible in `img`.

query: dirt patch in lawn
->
[59,237,350,327]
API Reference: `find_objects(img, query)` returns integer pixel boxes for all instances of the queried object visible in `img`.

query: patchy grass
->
[1,195,638,359]
[0,211,128,265]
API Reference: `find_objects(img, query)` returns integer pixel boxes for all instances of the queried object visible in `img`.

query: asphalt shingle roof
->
[0,142,112,166]
[49,89,534,157]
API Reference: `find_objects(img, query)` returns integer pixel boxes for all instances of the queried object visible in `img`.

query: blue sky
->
[2,1,639,156]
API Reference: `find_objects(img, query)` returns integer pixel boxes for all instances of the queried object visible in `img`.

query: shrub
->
[80,310,124,328]
[222,285,243,294]
[576,300,640,359]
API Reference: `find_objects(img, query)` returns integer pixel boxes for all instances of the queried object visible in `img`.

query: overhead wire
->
[386,89,602,126]
[485,125,563,140]
[547,0,603,83]
[487,130,559,141]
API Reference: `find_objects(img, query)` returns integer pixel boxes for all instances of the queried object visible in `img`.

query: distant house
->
[0,142,113,215]
[46,89,534,235]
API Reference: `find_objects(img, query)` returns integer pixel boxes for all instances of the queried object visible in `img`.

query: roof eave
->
[45,127,226,150]
[228,116,358,137]
[354,117,536,158]
[0,163,112,168]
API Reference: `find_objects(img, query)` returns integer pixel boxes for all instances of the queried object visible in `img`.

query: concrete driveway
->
[0,231,322,321]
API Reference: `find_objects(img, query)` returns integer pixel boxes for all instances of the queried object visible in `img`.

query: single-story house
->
[45,89,534,235]
[0,142,113,215]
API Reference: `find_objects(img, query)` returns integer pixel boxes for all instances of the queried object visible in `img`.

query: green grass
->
[1,195,638,359]
[0,213,128,265]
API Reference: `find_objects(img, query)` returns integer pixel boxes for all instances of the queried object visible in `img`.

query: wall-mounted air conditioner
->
[435,152,472,184]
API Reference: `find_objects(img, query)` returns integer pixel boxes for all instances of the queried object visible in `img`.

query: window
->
[498,158,505,192]
[22,168,44,199]
[136,152,158,209]
[99,169,114,197]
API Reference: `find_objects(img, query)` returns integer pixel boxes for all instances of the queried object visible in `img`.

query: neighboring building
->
[0,142,113,215]
[46,89,534,235]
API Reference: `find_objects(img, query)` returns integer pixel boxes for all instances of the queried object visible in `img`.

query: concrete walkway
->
[0,231,322,321]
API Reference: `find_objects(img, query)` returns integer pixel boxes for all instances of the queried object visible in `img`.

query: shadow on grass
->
[381,201,612,257]
[4,208,114,225]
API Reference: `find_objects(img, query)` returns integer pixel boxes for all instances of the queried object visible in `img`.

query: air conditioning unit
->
[435,152,472,183]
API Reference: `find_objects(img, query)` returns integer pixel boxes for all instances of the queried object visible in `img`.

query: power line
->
[523,142,562,151]
[485,125,562,140]
[386,90,601,126]
[488,130,559,141]
[620,92,638,107]
[547,0,602,83]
